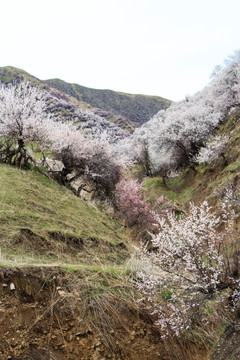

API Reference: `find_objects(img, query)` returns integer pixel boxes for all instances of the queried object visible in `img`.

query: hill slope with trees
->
[45,78,171,127]
[0,51,239,359]
[0,66,171,131]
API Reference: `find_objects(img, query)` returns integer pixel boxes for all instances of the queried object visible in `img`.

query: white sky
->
[0,0,240,101]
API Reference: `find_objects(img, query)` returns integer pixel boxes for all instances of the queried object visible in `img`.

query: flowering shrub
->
[134,202,240,338]
[115,179,173,235]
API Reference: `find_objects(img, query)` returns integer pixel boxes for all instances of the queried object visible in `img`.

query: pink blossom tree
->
[115,178,153,227]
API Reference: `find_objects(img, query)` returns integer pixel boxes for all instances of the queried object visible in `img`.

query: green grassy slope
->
[45,79,172,127]
[0,164,129,266]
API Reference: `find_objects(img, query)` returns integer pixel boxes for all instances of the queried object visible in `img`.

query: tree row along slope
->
[142,109,240,226]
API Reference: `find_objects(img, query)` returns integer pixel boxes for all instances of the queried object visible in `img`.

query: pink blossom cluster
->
[115,178,152,227]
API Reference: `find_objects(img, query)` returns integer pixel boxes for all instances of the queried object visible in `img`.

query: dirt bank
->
[0,266,170,360]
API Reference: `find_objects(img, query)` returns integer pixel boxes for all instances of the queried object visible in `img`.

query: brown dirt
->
[0,266,170,360]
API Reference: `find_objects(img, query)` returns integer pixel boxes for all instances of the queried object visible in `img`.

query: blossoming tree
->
[0,81,51,167]
[134,202,239,337]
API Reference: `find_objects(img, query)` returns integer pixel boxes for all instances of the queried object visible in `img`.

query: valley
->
[0,56,239,360]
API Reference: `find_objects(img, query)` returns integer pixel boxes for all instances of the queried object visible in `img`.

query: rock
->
[10,283,15,291]
[44,158,64,172]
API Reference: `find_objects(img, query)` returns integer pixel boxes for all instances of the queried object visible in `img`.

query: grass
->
[223,161,240,173]
[0,163,130,266]
[143,177,177,203]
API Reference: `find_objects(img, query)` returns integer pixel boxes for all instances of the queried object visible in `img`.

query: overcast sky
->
[0,0,239,101]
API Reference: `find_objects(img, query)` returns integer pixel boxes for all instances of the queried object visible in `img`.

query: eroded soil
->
[0,266,169,360]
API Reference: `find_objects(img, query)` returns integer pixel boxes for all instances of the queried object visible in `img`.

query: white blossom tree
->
[47,121,124,199]
[128,50,240,176]
[0,81,52,167]
[134,202,240,337]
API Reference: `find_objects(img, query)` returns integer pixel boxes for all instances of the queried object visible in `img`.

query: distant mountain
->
[45,78,171,127]
[0,66,171,130]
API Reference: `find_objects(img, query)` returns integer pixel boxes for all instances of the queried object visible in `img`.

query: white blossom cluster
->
[125,50,240,175]
[76,108,129,142]
[0,81,130,197]
[0,82,51,144]
[195,135,229,164]
[134,202,239,337]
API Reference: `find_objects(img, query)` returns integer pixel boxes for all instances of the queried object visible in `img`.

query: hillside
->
[0,110,238,360]
[0,66,171,131]
[45,78,171,127]
[0,163,130,266]
[142,110,240,221]
[0,163,198,360]
[0,60,239,359]
[0,162,212,360]
[1,125,237,360]
[136,110,240,360]
[0,66,40,85]
[0,118,238,359]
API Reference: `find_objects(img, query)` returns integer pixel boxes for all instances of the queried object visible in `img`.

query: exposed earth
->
[0,266,171,360]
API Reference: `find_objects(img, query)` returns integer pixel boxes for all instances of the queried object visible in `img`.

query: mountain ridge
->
[0,66,171,129]
[45,77,171,127]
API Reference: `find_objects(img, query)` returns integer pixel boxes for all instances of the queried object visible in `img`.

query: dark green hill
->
[45,78,171,127]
